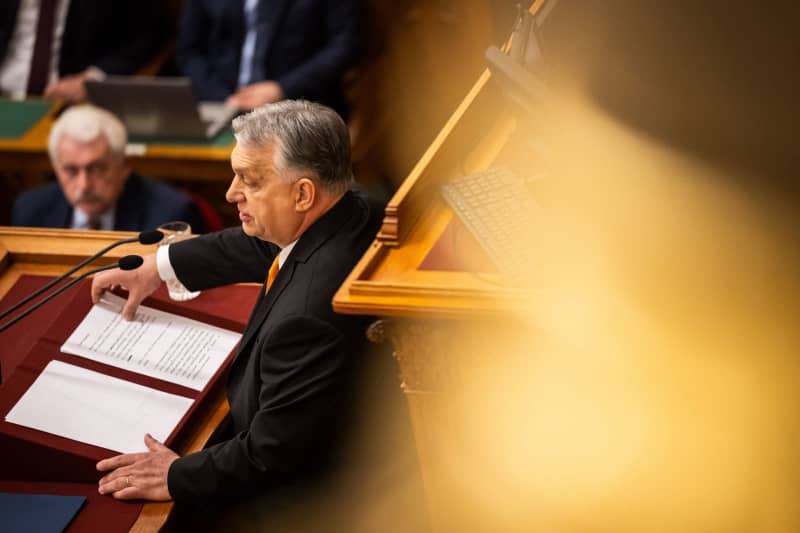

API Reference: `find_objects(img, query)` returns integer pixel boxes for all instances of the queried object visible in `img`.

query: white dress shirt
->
[0,0,72,99]
[71,206,115,230]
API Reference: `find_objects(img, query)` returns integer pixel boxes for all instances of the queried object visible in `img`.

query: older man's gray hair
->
[48,104,127,163]
[232,100,353,195]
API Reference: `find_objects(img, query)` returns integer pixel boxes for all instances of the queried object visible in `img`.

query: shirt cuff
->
[156,245,178,281]
[85,67,106,81]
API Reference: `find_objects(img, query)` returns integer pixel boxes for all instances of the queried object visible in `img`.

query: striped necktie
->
[264,255,280,294]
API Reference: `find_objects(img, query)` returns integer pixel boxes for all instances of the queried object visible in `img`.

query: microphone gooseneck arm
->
[0,231,160,322]
[0,255,143,335]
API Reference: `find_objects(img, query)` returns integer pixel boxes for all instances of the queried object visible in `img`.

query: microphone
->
[0,231,162,322]
[0,255,144,335]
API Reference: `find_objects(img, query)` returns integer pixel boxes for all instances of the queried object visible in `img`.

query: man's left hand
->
[43,71,91,103]
[97,433,178,501]
[226,80,284,109]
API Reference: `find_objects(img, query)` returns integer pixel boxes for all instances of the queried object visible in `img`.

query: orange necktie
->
[265,255,280,294]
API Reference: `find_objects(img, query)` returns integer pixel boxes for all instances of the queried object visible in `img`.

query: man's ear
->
[121,157,132,178]
[294,177,316,212]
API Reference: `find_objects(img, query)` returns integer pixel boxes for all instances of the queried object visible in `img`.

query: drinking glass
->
[157,221,201,301]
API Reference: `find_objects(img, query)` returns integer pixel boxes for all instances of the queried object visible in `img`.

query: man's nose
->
[225,176,243,203]
[75,169,93,192]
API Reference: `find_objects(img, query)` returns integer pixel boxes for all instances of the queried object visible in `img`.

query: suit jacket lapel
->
[113,174,143,231]
[230,191,357,364]
[229,0,247,67]
[0,1,22,53]
[61,0,96,74]
[48,195,72,228]
[257,0,290,65]
[235,257,294,355]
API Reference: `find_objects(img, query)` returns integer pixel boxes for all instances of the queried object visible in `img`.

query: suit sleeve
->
[11,196,29,226]
[276,0,359,102]
[167,315,350,502]
[176,0,233,101]
[11,184,67,228]
[169,228,278,289]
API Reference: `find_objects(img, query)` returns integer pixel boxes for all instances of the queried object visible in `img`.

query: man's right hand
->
[91,254,162,320]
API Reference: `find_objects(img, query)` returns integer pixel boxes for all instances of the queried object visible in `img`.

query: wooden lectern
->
[0,228,256,532]
[333,50,542,529]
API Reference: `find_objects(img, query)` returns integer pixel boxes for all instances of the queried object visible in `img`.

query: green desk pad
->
[128,130,234,148]
[0,99,52,139]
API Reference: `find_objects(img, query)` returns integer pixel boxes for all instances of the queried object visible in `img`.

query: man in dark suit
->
[12,104,205,233]
[92,101,382,520]
[176,0,359,116]
[0,0,162,102]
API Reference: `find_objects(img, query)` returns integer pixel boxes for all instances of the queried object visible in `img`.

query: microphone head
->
[119,255,144,271]
[139,230,164,245]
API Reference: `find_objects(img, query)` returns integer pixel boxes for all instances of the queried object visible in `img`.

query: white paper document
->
[5,360,193,453]
[61,293,242,391]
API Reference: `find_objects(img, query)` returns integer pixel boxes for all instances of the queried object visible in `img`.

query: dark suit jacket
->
[166,190,381,506]
[0,0,162,77]
[176,0,359,116]
[11,173,206,233]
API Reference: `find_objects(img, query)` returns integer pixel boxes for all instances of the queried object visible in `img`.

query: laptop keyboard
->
[440,166,537,282]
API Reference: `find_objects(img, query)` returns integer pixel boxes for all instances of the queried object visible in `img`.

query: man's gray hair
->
[48,104,127,163]
[232,100,353,194]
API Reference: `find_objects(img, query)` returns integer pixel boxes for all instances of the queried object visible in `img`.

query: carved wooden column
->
[367,316,523,532]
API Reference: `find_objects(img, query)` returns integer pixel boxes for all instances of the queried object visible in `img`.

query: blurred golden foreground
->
[296,5,799,531]
[420,15,800,528]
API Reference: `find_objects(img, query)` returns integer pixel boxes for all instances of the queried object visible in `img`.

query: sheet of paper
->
[4,361,193,453]
[61,293,242,391]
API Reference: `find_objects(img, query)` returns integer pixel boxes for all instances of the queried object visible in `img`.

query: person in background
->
[176,0,359,117]
[12,104,206,233]
[0,0,163,103]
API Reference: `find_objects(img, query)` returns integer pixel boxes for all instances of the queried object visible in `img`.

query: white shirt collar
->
[277,239,297,268]
[71,206,116,230]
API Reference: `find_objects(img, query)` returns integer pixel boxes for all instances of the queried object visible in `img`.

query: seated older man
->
[12,104,206,232]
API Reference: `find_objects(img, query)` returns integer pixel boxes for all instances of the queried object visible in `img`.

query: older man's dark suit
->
[12,174,206,233]
[165,190,381,507]
[176,0,358,116]
[0,0,162,78]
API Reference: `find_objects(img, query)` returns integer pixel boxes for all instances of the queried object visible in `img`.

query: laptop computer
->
[84,76,239,141]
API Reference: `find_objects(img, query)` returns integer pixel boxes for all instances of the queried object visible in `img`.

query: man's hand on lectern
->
[91,253,162,320]
[96,433,178,501]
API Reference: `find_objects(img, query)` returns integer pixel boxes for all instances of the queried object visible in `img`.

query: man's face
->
[226,141,304,246]
[53,135,128,217]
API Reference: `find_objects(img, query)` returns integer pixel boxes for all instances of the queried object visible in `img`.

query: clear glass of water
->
[157,221,201,301]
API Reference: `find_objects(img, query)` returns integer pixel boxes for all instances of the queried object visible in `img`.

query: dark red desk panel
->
[0,276,261,530]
